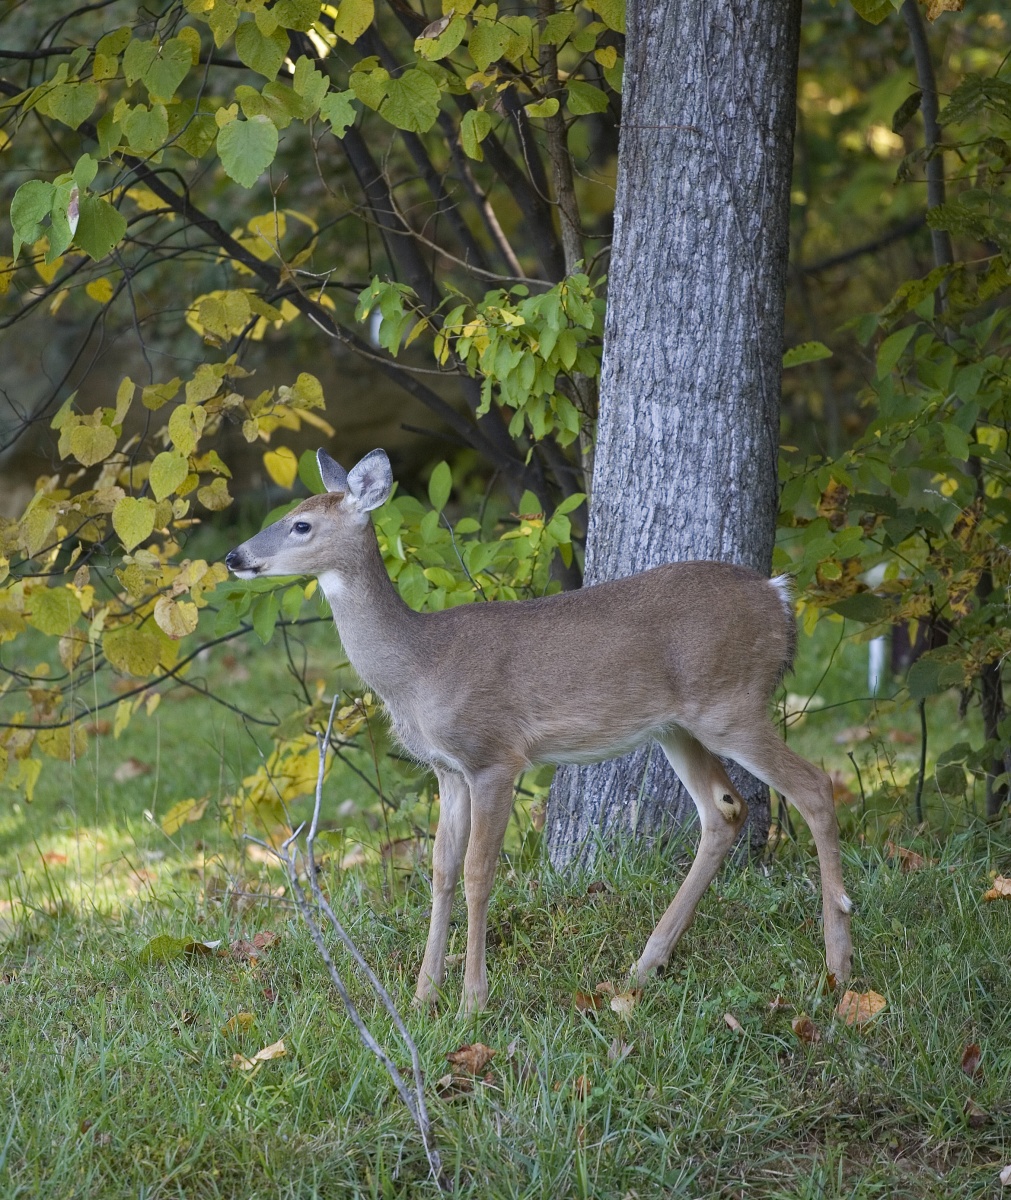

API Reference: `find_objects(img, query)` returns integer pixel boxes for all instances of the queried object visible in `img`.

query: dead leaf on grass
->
[137,934,222,963]
[436,1072,472,1098]
[607,1037,634,1064]
[586,881,608,894]
[960,1042,982,1078]
[445,1042,496,1075]
[610,989,642,1018]
[574,990,606,1014]
[229,930,280,962]
[769,994,790,1013]
[836,989,887,1026]
[232,1038,286,1070]
[999,1163,1011,1186]
[573,1074,591,1100]
[887,729,918,744]
[885,840,932,872]
[113,757,152,783]
[791,1013,820,1044]
[982,875,1011,901]
[222,1012,255,1035]
[723,1012,743,1033]
[40,851,68,866]
[964,1098,990,1129]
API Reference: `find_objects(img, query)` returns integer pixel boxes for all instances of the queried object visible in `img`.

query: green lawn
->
[2,619,1009,1197]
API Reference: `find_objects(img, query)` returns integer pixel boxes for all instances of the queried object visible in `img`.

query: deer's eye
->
[292,521,311,534]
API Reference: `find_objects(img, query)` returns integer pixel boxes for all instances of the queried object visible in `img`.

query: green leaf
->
[73,154,98,190]
[381,69,440,133]
[272,0,322,31]
[907,652,964,700]
[524,97,559,119]
[298,448,325,493]
[586,0,625,33]
[235,21,289,81]
[428,461,452,512]
[829,593,888,623]
[333,0,375,43]
[216,116,279,188]
[27,586,80,636]
[39,81,99,130]
[469,20,510,72]
[541,12,575,44]
[783,341,832,369]
[10,179,55,259]
[113,496,157,551]
[252,591,279,643]
[349,64,389,110]
[554,491,586,515]
[75,195,127,260]
[416,15,466,60]
[141,37,192,100]
[149,451,190,501]
[876,325,918,378]
[566,81,609,115]
[319,89,357,136]
[292,55,329,110]
[460,107,492,160]
[850,0,892,24]
[123,103,169,153]
[122,39,157,84]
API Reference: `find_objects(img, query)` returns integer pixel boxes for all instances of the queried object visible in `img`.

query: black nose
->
[225,549,243,570]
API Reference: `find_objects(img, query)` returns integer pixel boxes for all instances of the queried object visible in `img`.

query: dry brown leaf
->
[769,994,790,1013]
[836,989,887,1026]
[607,1037,634,1064]
[420,10,453,38]
[885,840,932,872]
[586,881,608,894]
[40,851,68,865]
[610,988,642,1018]
[84,718,112,736]
[229,930,279,962]
[573,1074,591,1100]
[530,801,546,832]
[791,1013,820,1043]
[445,1042,496,1075]
[574,990,606,1014]
[723,1012,743,1033]
[922,0,963,19]
[113,757,152,783]
[887,729,918,744]
[222,1012,255,1035]
[964,1098,989,1129]
[982,875,1011,901]
[252,930,279,950]
[961,1042,982,1078]
[233,1038,286,1070]
[594,980,616,996]
[829,770,856,805]
[999,1164,1011,1186]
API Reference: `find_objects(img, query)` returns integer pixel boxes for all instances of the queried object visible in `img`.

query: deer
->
[225,448,853,1014]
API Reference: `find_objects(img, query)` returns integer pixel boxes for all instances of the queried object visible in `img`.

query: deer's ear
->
[317,449,349,494]
[347,449,393,511]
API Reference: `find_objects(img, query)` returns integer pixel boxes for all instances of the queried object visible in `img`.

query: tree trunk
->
[546,0,801,869]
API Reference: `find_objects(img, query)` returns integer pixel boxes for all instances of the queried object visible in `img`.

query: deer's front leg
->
[415,768,471,1008]
[460,765,518,1014]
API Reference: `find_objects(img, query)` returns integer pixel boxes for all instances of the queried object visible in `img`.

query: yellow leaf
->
[922,0,962,16]
[161,796,209,835]
[35,246,63,284]
[263,446,298,488]
[0,256,14,294]
[233,1038,286,1069]
[168,403,207,455]
[609,988,642,1019]
[197,477,232,511]
[49,287,70,315]
[149,451,190,501]
[103,626,162,676]
[113,698,133,738]
[222,1012,255,1034]
[153,595,198,639]
[112,496,157,551]
[68,422,117,467]
[835,989,886,1026]
[983,875,1011,901]
[85,277,115,303]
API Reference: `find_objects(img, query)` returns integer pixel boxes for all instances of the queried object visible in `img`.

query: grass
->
[2,616,1010,1197]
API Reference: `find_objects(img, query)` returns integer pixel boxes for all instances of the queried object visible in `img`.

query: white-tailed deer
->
[226,448,852,1013]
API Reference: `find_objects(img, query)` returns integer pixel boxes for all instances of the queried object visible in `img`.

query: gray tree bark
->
[546,0,802,868]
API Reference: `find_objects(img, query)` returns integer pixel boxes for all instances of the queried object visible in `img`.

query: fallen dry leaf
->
[530,801,546,832]
[983,875,1011,901]
[1000,1163,1011,1186]
[723,1013,743,1033]
[836,989,887,1026]
[233,1038,286,1070]
[769,994,790,1013]
[829,770,856,805]
[445,1042,496,1075]
[885,840,931,872]
[961,1042,982,1078]
[964,1097,990,1129]
[222,1012,255,1035]
[888,729,918,744]
[607,1037,634,1064]
[436,1071,471,1098]
[791,1014,820,1044]
[574,990,606,1014]
[594,980,616,996]
[113,757,152,783]
[922,0,963,20]
[229,930,280,962]
[84,718,112,736]
[586,881,608,895]
[610,989,642,1019]
[573,1074,591,1100]
[40,851,68,866]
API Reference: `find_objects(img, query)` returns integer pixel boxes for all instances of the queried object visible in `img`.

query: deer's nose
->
[225,549,245,571]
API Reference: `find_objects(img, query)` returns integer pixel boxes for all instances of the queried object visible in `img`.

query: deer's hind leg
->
[634,728,748,980]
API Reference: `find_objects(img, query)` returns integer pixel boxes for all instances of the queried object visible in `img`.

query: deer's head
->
[224,448,393,580]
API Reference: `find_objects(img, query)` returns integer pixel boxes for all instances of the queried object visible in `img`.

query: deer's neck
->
[317,524,423,700]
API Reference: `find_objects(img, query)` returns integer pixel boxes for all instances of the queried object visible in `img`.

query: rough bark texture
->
[546,0,802,869]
